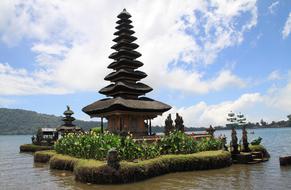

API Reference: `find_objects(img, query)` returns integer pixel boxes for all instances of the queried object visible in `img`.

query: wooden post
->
[119,117,123,132]
[149,119,152,135]
[101,117,104,133]
[146,119,149,135]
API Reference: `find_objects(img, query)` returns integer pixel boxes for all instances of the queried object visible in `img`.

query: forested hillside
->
[0,108,100,135]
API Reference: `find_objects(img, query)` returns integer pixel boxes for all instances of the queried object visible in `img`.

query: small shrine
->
[82,9,171,136]
[57,106,82,134]
[31,128,58,146]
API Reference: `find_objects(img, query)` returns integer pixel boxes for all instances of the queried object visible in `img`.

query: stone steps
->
[232,151,268,164]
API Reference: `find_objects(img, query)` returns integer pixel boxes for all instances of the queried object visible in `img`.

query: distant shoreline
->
[1,126,291,135]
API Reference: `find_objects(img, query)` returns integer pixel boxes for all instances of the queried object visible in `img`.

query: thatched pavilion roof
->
[83,97,171,116]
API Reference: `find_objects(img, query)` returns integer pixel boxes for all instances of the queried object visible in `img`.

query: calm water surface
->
[1,128,291,190]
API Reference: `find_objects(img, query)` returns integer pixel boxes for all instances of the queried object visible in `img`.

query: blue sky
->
[0,0,291,127]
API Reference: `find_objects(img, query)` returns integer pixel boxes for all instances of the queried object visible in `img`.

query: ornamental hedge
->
[54,131,222,161]
[34,150,231,184]
[20,144,53,152]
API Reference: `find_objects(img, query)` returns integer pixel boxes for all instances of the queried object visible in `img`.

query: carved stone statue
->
[107,148,120,170]
[221,135,228,151]
[251,137,262,145]
[230,127,239,154]
[165,114,174,135]
[241,126,250,152]
[175,113,185,132]
[206,125,215,137]
[31,135,36,144]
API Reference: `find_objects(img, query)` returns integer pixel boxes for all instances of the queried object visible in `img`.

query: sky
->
[0,0,291,127]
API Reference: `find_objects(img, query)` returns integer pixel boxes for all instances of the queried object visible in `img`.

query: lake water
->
[1,128,291,190]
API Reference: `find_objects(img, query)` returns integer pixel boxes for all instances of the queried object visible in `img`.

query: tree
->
[260,119,267,126]
[287,115,291,127]
[227,111,237,128]
[237,113,247,127]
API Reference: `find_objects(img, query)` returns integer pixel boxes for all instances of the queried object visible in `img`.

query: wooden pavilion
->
[82,9,171,136]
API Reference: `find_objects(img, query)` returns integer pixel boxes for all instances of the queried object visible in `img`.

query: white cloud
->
[268,1,279,14]
[0,63,70,95]
[265,73,291,111]
[162,69,245,94]
[282,12,291,39]
[153,93,263,127]
[153,73,291,127]
[31,43,69,55]
[0,0,257,95]
[268,70,281,81]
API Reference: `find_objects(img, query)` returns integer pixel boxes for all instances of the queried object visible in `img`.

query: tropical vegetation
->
[54,131,222,161]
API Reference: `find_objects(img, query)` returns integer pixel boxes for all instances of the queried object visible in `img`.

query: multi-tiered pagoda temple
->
[57,106,82,134]
[82,9,171,136]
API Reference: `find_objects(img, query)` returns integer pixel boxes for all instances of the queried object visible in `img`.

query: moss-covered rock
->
[33,150,231,184]
[20,144,53,152]
[49,154,79,171]
[249,144,270,158]
[74,150,231,184]
[34,150,56,163]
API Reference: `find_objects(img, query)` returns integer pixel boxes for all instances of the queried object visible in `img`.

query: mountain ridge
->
[0,108,100,135]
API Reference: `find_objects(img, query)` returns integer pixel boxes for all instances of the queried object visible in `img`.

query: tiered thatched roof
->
[83,9,171,117]
[99,9,152,99]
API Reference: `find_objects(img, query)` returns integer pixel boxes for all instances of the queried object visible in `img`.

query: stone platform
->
[232,151,269,164]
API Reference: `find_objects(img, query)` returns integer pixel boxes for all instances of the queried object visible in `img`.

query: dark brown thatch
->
[104,69,146,82]
[107,59,143,69]
[83,9,171,119]
[99,81,152,96]
[83,97,171,115]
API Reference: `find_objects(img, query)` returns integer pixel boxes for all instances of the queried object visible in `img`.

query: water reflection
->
[1,128,291,190]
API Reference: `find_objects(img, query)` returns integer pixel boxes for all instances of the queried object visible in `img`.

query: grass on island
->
[20,144,53,152]
[34,150,231,184]
[34,150,56,163]
[226,144,270,158]
[50,154,80,171]
[249,144,270,158]
[249,144,266,152]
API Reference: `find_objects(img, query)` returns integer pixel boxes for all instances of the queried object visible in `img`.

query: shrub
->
[90,127,102,134]
[197,138,222,152]
[54,132,121,160]
[158,131,197,154]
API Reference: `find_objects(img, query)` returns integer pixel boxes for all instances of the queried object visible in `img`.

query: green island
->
[32,131,269,184]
